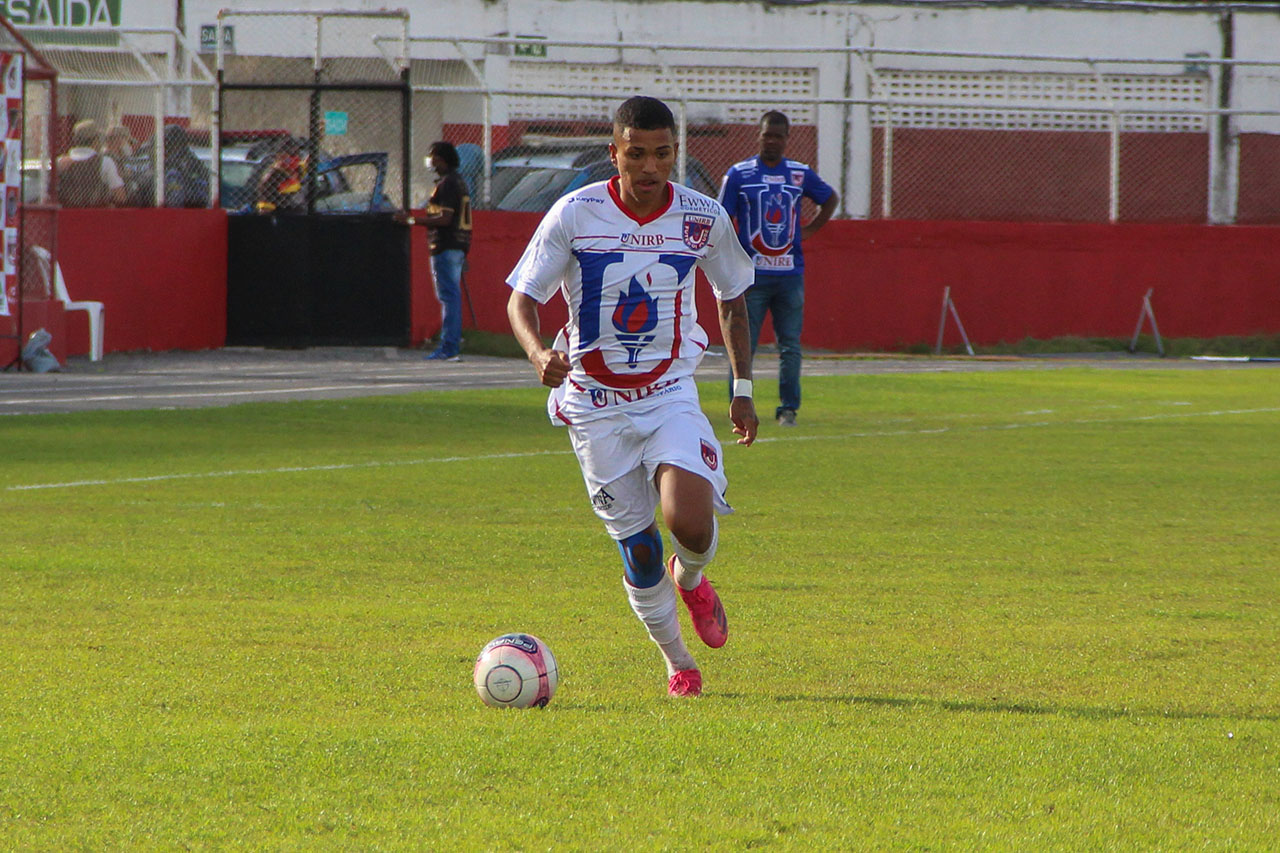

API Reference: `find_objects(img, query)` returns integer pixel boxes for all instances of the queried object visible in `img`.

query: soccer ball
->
[473,633,559,709]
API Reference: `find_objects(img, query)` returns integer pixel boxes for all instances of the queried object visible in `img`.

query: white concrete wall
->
[1232,13,1280,133]
[860,5,1219,59]
[27,0,1278,219]
[154,1,1276,96]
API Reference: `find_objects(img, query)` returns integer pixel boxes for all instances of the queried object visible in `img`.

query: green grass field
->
[3,367,1278,849]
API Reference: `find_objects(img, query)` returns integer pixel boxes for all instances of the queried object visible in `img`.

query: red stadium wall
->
[1237,133,1280,225]
[56,209,225,358]
[459,212,1280,352]
[3,209,225,364]
[869,129,1213,224]
[60,208,227,356]
[792,219,1280,350]
[8,209,1274,364]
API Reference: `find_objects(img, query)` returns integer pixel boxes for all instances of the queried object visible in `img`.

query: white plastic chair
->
[31,246,104,361]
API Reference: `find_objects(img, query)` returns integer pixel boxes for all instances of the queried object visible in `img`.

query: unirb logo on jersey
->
[589,377,681,409]
[682,214,714,250]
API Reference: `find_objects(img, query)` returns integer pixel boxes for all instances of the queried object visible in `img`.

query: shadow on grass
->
[743,693,1280,722]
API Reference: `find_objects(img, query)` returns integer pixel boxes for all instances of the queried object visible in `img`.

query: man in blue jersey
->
[506,96,758,698]
[720,111,838,427]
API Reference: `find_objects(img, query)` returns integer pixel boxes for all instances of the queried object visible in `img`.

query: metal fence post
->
[881,103,893,219]
[482,95,492,208]
[1109,108,1120,224]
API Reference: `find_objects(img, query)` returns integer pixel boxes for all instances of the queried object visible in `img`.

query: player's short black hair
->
[761,110,791,132]
[614,96,676,133]
[429,141,460,170]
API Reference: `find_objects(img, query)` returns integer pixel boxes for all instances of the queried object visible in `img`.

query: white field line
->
[0,375,531,409]
[753,406,1279,447]
[6,406,1277,493]
[1,375,469,393]
[7,450,575,491]
[0,383,444,407]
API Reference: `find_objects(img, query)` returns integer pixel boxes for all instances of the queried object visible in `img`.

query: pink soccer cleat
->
[669,555,729,649]
[668,669,702,697]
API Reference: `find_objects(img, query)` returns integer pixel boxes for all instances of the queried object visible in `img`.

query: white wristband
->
[732,378,753,399]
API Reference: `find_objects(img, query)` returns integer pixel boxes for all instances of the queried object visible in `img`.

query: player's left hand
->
[729,397,758,446]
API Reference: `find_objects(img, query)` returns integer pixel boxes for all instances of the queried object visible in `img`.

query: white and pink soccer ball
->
[473,633,559,708]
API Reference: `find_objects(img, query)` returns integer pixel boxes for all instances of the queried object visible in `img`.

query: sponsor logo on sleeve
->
[678,193,719,213]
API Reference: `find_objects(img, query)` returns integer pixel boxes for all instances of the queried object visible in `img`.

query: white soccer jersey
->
[507,177,755,425]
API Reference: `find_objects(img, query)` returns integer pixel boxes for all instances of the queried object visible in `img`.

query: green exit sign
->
[513,40,547,58]
[199,25,234,53]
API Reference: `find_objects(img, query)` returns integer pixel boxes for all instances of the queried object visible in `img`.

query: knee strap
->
[617,526,665,589]
[672,516,718,574]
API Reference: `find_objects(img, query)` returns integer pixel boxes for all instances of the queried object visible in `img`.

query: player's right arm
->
[506,201,576,388]
[507,291,570,388]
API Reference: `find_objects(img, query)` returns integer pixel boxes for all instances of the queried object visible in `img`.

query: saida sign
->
[0,0,121,27]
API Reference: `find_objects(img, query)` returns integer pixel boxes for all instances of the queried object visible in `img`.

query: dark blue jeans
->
[742,273,804,417]
[430,249,465,355]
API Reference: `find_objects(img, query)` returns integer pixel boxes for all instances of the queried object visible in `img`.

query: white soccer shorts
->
[567,398,733,540]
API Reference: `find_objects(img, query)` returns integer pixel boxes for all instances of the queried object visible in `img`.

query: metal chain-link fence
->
[216,86,406,214]
[404,36,1280,226]
[15,25,1280,225]
[19,26,215,208]
[215,10,409,214]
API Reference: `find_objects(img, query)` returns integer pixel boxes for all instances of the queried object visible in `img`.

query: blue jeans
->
[744,273,804,417]
[430,249,465,354]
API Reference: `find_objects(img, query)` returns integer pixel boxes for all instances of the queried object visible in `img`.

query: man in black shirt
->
[411,141,472,361]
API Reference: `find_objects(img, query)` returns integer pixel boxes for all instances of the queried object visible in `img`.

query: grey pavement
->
[1,346,1271,416]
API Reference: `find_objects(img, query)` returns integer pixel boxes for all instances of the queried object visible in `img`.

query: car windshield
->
[489,166,537,208]
[221,160,259,193]
[191,148,260,193]
[494,167,581,212]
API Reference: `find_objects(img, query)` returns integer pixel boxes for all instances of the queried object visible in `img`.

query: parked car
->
[485,136,719,211]
[308,152,396,214]
[122,131,395,213]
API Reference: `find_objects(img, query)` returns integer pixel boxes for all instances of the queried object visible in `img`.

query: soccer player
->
[506,96,759,697]
[719,111,838,427]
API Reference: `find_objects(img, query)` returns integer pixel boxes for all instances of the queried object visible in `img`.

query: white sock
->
[624,572,696,676]
[671,517,718,591]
